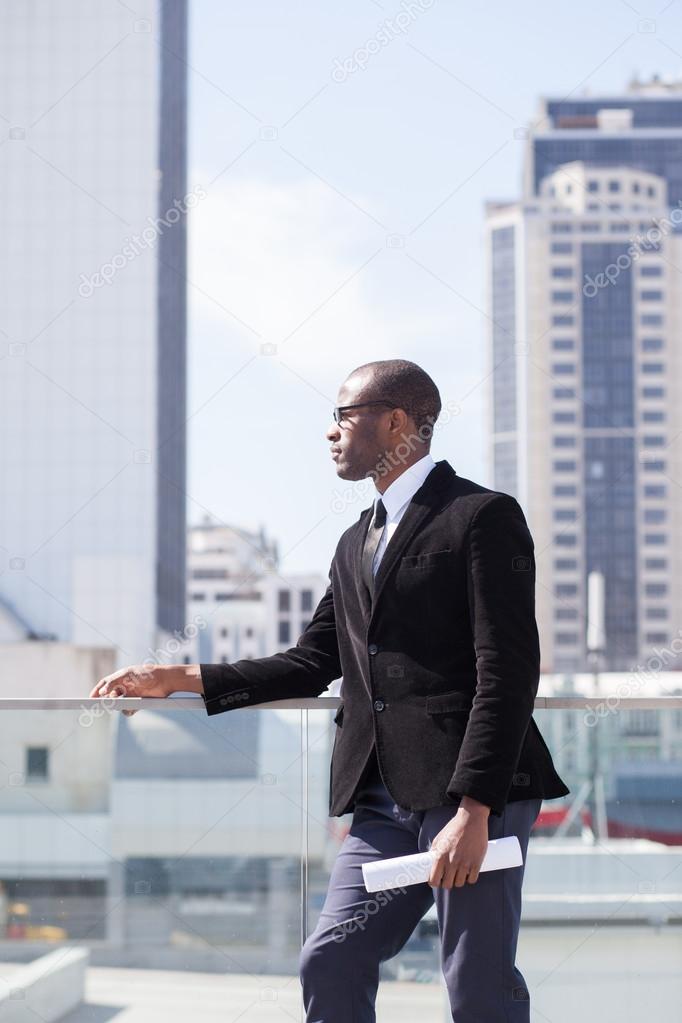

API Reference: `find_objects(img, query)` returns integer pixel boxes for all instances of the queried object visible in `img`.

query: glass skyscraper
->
[486,80,682,672]
[0,0,188,661]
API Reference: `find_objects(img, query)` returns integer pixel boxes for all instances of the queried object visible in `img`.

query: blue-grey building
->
[486,79,682,673]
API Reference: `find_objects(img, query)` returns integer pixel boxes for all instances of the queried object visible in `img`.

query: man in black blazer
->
[92,358,569,1021]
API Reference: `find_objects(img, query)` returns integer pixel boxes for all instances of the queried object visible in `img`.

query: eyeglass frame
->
[332,401,396,425]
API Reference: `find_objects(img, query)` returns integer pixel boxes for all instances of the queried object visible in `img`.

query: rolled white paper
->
[362,835,523,893]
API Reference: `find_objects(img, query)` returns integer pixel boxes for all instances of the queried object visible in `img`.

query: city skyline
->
[185,1,682,580]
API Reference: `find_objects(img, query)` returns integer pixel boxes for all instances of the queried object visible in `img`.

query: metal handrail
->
[0,696,681,710]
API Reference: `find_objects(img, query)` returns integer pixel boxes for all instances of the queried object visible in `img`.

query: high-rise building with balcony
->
[486,78,682,672]
[0,1,188,663]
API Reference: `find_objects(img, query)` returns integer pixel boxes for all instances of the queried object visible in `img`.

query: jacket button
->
[368,643,378,655]
[374,699,385,712]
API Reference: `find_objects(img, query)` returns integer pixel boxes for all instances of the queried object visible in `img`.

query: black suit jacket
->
[200,460,569,817]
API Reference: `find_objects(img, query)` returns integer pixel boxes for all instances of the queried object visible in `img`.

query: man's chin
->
[334,462,363,482]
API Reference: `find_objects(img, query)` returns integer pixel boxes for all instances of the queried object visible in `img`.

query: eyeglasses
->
[332,401,396,425]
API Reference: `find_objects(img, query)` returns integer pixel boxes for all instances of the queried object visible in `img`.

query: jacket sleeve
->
[447,494,540,816]
[200,566,341,716]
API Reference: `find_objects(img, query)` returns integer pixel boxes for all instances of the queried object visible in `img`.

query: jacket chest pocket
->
[395,549,453,607]
[400,549,452,572]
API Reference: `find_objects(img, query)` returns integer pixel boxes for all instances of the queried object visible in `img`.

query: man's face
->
[326,371,395,482]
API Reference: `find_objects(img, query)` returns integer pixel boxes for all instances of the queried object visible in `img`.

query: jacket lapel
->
[352,460,456,620]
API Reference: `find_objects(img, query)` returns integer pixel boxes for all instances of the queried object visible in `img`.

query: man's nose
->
[326,421,340,442]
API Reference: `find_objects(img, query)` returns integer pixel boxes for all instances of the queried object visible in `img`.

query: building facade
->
[0,0,188,664]
[487,79,682,672]
[180,518,331,687]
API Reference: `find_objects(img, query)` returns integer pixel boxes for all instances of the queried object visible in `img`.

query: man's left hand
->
[428,797,490,888]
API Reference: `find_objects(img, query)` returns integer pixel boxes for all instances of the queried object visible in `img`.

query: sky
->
[185,0,682,576]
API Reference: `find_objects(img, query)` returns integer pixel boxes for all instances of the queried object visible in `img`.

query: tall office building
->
[0,1,188,663]
[486,78,682,672]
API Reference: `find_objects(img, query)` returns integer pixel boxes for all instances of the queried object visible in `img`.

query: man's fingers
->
[453,865,471,888]
[466,867,480,884]
[428,857,447,887]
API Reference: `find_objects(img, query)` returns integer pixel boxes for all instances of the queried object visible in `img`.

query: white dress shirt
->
[370,452,436,577]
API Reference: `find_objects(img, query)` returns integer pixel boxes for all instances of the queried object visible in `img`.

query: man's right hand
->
[89,664,203,716]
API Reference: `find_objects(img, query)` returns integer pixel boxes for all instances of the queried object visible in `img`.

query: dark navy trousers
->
[300,750,541,1022]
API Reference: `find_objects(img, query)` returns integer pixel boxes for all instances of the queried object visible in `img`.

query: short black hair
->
[348,359,441,439]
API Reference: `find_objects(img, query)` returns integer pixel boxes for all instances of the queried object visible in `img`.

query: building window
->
[644,533,666,545]
[551,222,573,233]
[640,265,662,277]
[642,460,665,472]
[553,435,576,447]
[554,558,578,570]
[553,387,575,399]
[554,509,577,521]
[552,363,575,375]
[554,484,577,496]
[300,619,311,632]
[278,589,291,612]
[643,486,666,498]
[553,411,576,423]
[622,709,659,736]
[645,607,668,620]
[641,387,664,399]
[644,508,666,524]
[587,180,599,192]
[642,435,665,447]
[245,627,254,638]
[278,620,291,644]
[552,339,575,351]
[191,593,206,601]
[27,747,49,781]
[644,558,666,570]
[641,314,663,326]
[553,460,577,472]
[220,627,229,638]
[551,242,573,254]
[552,315,574,326]
[556,584,578,597]
[554,534,577,546]
[552,266,574,278]
[645,583,668,596]
[555,632,579,645]
[555,608,579,620]
[551,290,574,303]
[642,363,664,374]
[645,632,668,644]
[301,589,314,612]
[641,338,663,351]
[640,290,663,302]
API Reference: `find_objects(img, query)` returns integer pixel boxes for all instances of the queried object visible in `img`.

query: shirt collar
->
[374,451,437,520]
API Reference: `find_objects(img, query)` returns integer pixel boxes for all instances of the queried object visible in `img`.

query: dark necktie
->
[361,498,387,597]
